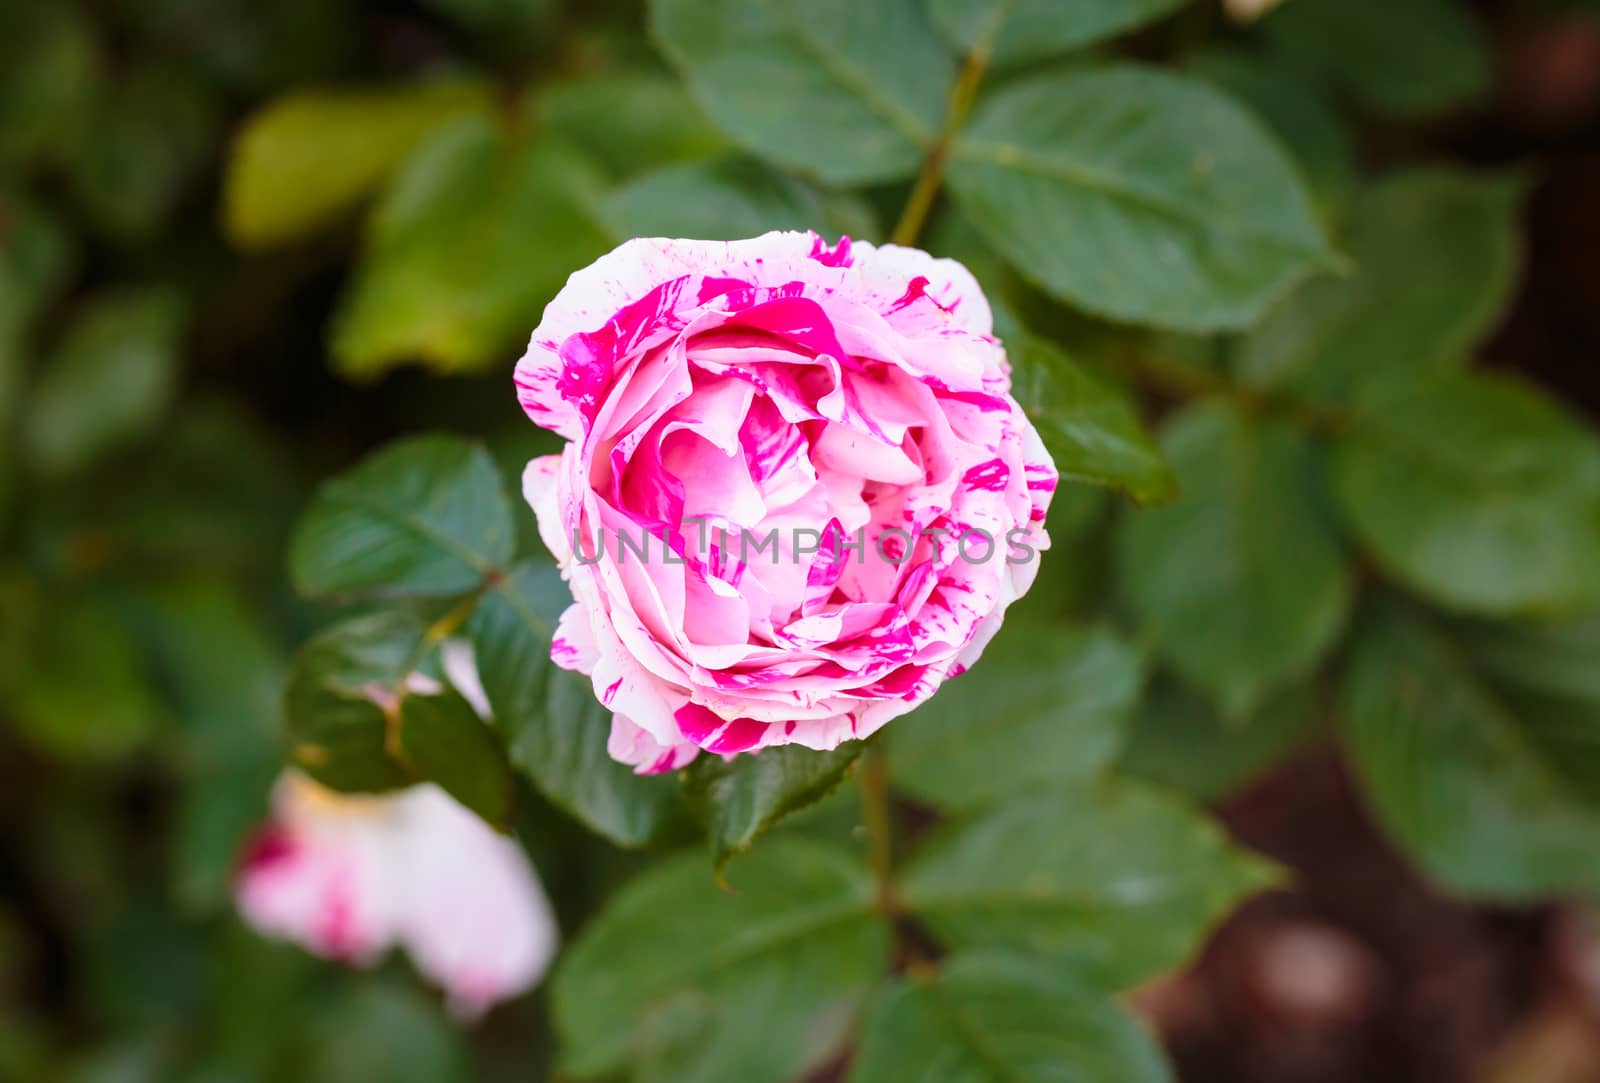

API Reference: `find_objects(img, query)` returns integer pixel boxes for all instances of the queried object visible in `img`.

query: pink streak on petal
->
[706,716,769,754]
[807,233,854,268]
[674,702,723,744]
[961,458,1011,492]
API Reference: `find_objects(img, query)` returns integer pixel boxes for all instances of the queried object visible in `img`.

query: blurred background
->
[4,0,1600,1080]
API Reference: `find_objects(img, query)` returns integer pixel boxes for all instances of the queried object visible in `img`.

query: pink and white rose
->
[516,231,1057,773]
[236,770,557,1017]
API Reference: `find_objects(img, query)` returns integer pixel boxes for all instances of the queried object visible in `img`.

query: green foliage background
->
[2,0,1599,1080]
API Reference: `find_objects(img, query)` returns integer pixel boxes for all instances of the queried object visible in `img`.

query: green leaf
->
[898,779,1279,988]
[420,0,557,43]
[124,581,283,911]
[1261,0,1491,119]
[82,897,206,1031]
[127,582,284,746]
[332,116,612,377]
[203,926,318,1075]
[890,621,1144,809]
[22,287,186,481]
[1458,613,1600,788]
[93,401,304,573]
[553,840,888,1083]
[1117,401,1352,717]
[174,760,278,916]
[0,191,74,430]
[928,0,1183,67]
[1235,170,1524,402]
[398,687,513,826]
[0,568,38,705]
[65,64,218,239]
[1017,484,1115,617]
[1341,602,1600,899]
[683,742,863,872]
[1118,678,1323,804]
[289,433,513,601]
[599,156,881,242]
[303,982,472,1083]
[0,191,75,314]
[848,953,1172,1083]
[470,561,690,848]
[1334,371,1600,615]
[535,72,729,182]
[650,0,954,186]
[947,66,1330,331]
[1010,333,1176,504]
[1188,49,1354,215]
[111,0,356,97]
[8,598,166,762]
[223,81,489,248]
[282,610,421,793]
[0,5,98,168]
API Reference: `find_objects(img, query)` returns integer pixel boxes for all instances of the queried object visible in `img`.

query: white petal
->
[392,785,560,1018]
[236,773,558,1018]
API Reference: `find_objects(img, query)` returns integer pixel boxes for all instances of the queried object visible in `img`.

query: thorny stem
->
[889,23,997,248]
[858,740,896,915]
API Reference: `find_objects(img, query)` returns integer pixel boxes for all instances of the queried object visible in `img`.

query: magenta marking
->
[706,716,767,754]
[674,702,723,743]
[642,749,680,775]
[961,458,1010,492]
[807,234,854,268]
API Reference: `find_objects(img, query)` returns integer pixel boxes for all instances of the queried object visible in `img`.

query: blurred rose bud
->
[236,771,557,1018]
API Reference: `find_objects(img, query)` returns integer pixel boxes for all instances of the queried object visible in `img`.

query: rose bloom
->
[516,232,1057,773]
[236,649,557,1017]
